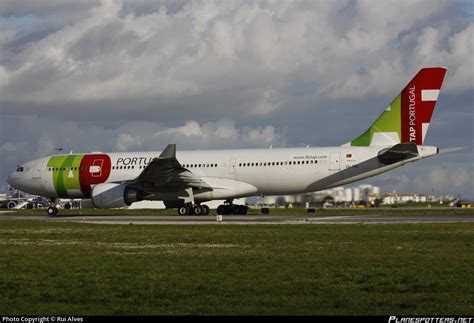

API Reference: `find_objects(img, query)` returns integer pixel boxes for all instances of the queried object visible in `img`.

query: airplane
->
[7,67,447,216]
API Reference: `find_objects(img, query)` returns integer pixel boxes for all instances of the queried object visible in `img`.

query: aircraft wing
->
[127,144,213,193]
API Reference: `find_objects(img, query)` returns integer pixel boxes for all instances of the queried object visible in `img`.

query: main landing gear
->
[216,200,248,215]
[177,203,210,216]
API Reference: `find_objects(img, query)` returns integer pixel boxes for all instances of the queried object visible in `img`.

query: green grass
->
[0,221,472,315]
[4,206,474,217]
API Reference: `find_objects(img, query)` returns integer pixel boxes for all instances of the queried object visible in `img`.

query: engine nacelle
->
[91,183,141,208]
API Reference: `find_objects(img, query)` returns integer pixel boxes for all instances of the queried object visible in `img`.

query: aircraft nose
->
[7,171,17,188]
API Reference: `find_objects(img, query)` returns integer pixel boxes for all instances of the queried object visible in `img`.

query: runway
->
[0,213,473,224]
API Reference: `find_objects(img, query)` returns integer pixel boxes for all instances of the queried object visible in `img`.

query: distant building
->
[244,183,454,207]
[380,193,427,204]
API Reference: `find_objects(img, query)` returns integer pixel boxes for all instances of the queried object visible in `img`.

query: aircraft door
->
[329,152,341,171]
[229,158,237,175]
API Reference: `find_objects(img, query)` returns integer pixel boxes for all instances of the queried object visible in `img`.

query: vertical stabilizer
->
[347,67,447,147]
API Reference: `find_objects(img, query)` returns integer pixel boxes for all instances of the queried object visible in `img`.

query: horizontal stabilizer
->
[378,143,418,165]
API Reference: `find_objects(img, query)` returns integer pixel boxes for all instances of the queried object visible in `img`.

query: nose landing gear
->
[47,198,59,216]
[47,206,58,216]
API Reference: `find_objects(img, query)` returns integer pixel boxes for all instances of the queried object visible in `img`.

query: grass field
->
[0,221,473,315]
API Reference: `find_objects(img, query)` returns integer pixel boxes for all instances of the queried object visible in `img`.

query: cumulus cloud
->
[1,0,472,109]
[114,133,144,151]
[0,115,285,159]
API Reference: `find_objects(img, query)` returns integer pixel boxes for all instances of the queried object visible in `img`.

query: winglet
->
[159,144,176,158]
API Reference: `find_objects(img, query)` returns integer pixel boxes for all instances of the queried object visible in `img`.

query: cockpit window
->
[16,166,24,172]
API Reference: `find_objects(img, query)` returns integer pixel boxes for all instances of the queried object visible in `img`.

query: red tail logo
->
[401,67,446,144]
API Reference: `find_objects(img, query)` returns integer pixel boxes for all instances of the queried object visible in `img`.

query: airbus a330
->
[7,67,447,216]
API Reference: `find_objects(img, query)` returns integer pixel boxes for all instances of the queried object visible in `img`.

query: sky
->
[0,0,473,198]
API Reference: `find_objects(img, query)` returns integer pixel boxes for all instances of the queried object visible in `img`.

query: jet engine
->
[91,183,142,208]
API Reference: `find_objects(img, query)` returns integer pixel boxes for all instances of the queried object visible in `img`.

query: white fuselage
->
[7,145,438,203]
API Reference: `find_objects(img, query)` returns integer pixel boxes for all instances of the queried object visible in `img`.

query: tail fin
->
[346,67,447,147]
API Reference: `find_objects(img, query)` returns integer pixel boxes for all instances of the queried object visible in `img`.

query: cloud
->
[389,167,474,197]
[362,150,474,198]
[0,114,286,166]
[1,0,472,109]
[0,1,472,198]
[114,133,144,151]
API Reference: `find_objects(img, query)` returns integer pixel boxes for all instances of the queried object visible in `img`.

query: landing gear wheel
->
[232,205,241,215]
[177,205,191,216]
[47,206,58,216]
[238,205,248,215]
[194,205,204,216]
[217,205,232,215]
[216,205,225,215]
[202,205,210,215]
